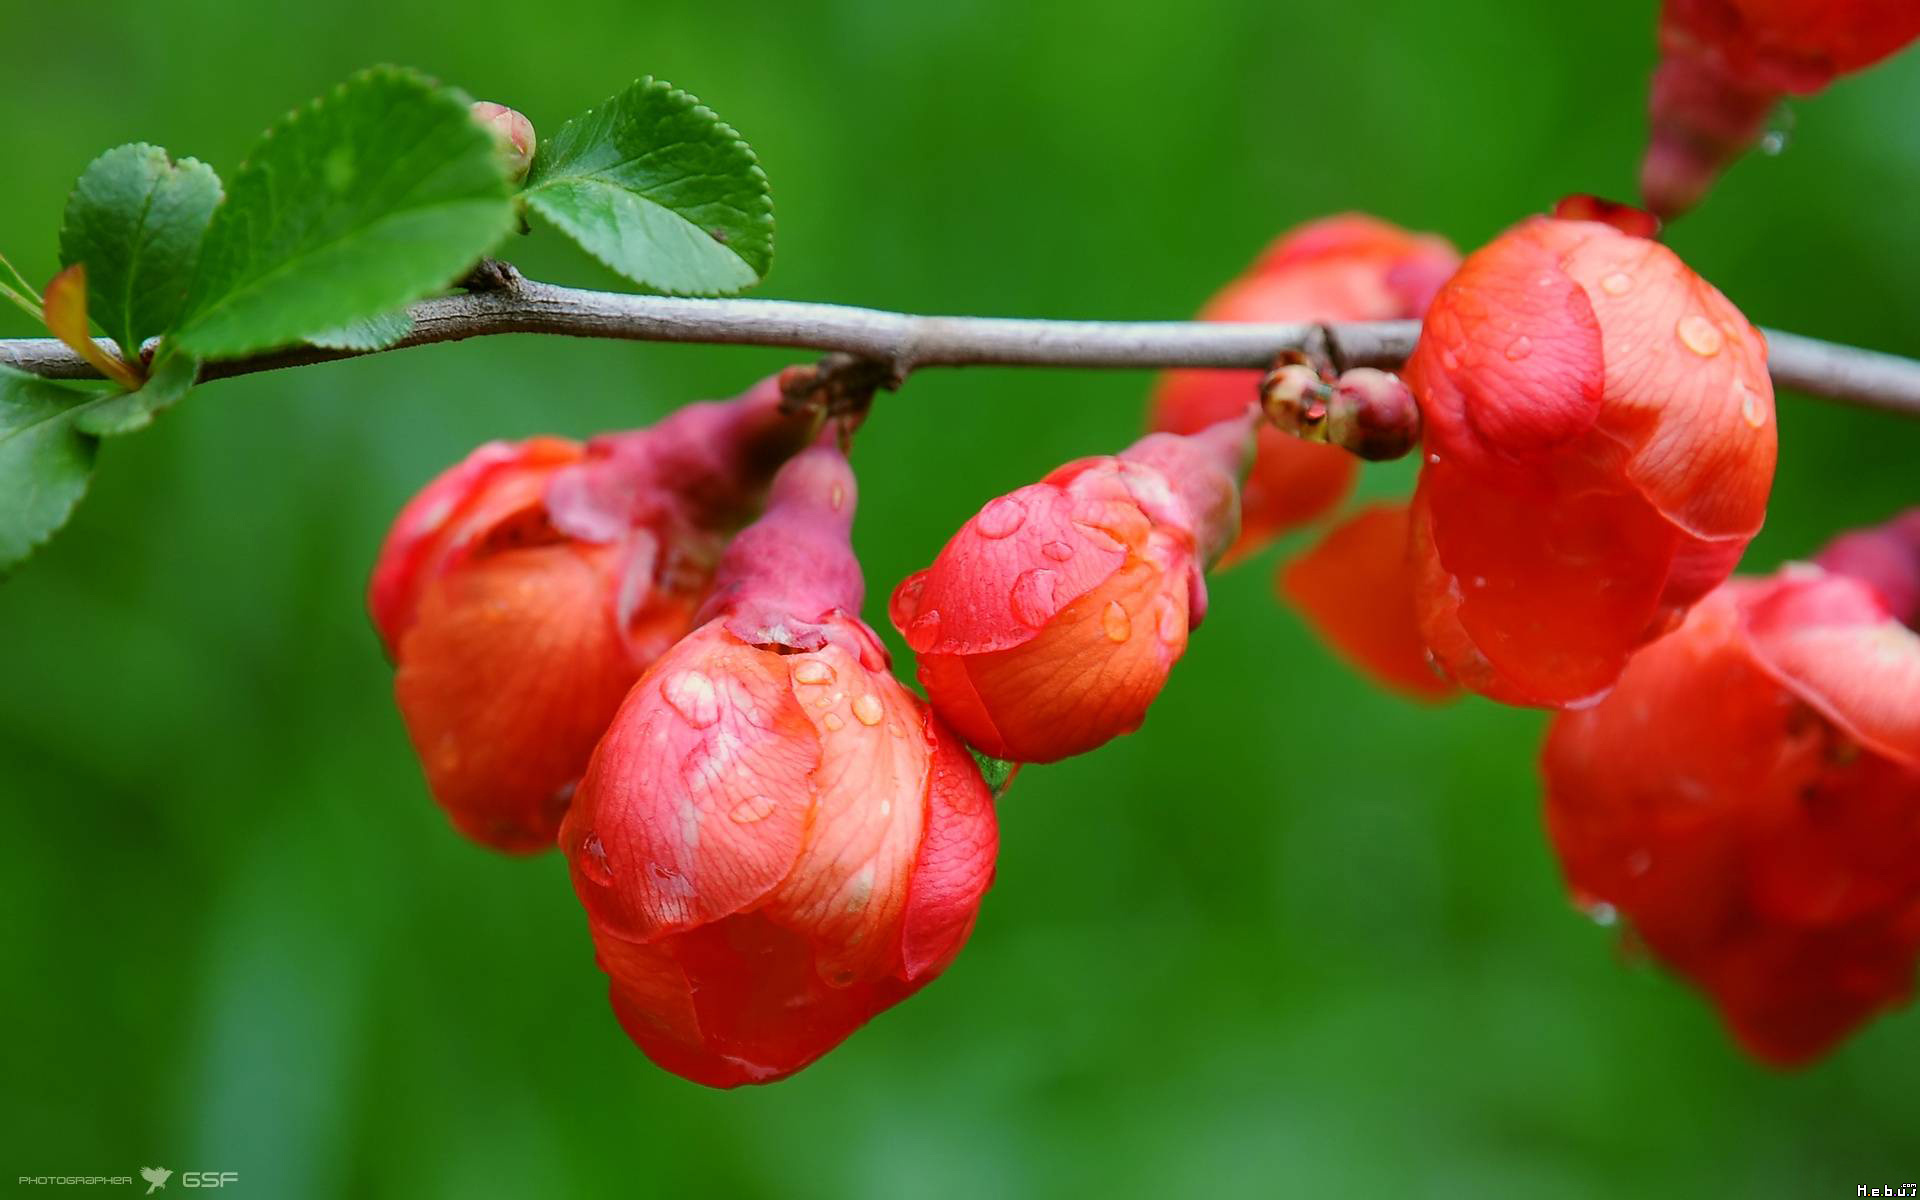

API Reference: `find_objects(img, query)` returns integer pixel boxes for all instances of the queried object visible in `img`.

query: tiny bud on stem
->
[471,101,537,183]
[1261,360,1420,461]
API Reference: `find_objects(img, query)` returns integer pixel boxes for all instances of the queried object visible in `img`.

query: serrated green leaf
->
[306,308,413,351]
[524,77,773,295]
[171,67,515,358]
[0,366,101,574]
[59,143,222,360]
[73,350,200,437]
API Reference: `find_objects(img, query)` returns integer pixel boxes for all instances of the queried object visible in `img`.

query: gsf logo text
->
[182,1173,240,1188]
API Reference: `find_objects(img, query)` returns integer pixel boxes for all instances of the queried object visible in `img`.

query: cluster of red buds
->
[365,31,1920,1079]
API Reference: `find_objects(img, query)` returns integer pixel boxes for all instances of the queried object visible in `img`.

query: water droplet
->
[730,795,778,824]
[1440,349,1461,371]
[1504,336,1533,361]
[1102,600,1132,643]
[1676,315,1723,357]
[1583,901,1619,927]
[792,660,834,685]
[1426,452,1441,465]
[975,495,1026,539]
[1010,568,1059,626]
[1737,381,1766,429]
[1758,130,1785,155]
[823,712,845,732]
[1472,575,1488,589]
[1155,595,1184,644]
[1041,540,1074,562]
[829,482,846,511]
[852,694,884,726]
[1600,272,1633,296]
[887,721,906,738]
[662,670,720,727]
[906,609,942,645]
[579,834,613,885]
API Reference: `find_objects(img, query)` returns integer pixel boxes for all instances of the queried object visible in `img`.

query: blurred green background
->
[4,0,1919,1194]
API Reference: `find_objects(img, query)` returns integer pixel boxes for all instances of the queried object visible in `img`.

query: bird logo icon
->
[140,1166,173,1193]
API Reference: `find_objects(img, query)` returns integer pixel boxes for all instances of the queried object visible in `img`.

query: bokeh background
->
[4,0,1919,1194]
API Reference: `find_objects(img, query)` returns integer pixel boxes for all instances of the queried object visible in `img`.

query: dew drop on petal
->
[579,834,613,885]
[1677,315,1723,357]
[1010,568,1059,626]
[1041,540,1074,562]
[730,795,778,824]
[1102,600,1132,643]
[1504,336,1533,362]
[1737,380,1766,429]
[976,495,1026,539]
[852,694,884,726]
[1600,272,1633,296]
[792,660,834,685]
[829,482,846,511]
[662,670,721,728]
[907,609,942,645]
[1582,900,1619,927]
[823,712,845,732]
[1426,452,1441,465]
[1440,349,1461,371]
[1155,595,1185,644]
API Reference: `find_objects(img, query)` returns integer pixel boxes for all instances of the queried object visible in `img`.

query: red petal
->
[1280,503,1454,701]
[394,541,646,852]
[895,479,1132,657]
[900,712,1000,979]
[367,436,581,654]
[1741,570,1920,768]
[916,544,1189,762]
[563,624,820,940]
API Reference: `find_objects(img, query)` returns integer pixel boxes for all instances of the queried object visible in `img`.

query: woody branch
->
[2,265,1918,416]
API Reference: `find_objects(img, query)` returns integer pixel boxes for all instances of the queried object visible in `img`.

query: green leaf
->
[73,350,201,437]
[524,77,773,295]
[171,66,514,358]
[59,143,223,360]
[306,308,413,351]
[0,366,101,575]
[967,748,1020,800]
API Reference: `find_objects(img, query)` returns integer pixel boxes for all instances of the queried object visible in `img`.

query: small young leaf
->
[73,350,201,437]
[306,308,413,351]
[59,143,222,359]
[0,366,102,574]
[524,78,773,295]
[41,265,144,390]
[172,67,515,358]
[966,748,1020,800]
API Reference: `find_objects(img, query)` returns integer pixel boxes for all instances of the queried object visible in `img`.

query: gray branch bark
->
[2,275,1916,416]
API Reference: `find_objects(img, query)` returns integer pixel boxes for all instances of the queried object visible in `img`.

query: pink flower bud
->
[471,100,537,183]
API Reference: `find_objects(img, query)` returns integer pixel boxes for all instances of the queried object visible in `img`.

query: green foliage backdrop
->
[3,0,1918,1193]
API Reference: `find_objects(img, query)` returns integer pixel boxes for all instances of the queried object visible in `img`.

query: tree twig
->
[1,272,1917,417]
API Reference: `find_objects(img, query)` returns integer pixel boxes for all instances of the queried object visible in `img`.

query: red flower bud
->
[892,416,1250,762]
[368,377,817,852]
[1544,555,1920,1064]
[1643,1,1920,217]
[1149,215,1460,559]
[1279,503,1454,702]
[559,443,999,1087]
[1406,215,1775,708]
